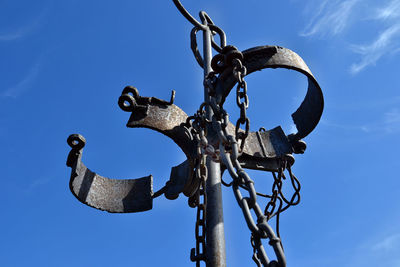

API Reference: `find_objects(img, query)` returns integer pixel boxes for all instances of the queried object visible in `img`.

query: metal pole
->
[203,25,227,267]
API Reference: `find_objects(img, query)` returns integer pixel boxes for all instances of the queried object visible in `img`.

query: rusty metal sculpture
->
[66,1,323,266]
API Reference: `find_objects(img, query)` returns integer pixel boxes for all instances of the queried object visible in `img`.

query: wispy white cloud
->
[383,108,400,133]
[348,232,400,267]
[320,119,371,133]
[300,0,359,37]
[24,176,52,193]
[320,107,400,135]
[1,61,42,98]
[0,7,45,41]
[0,24,37,41]
[301,0,400,73]
[372,233,400,251]
[374,0,400,20]
[349,0,400,73]
[350,23,400,73]
[329,96,400,111]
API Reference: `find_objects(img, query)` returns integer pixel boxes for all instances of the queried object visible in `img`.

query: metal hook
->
[173,1,227,68]
[199,11,227,52]
[172,0,207,30]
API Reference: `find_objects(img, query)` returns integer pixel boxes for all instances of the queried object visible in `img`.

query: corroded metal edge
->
[66,134,153,213]
[215,45,324,141]
[120,89,294,172]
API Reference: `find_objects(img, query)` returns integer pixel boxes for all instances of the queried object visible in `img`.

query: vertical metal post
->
[203,25,227,267]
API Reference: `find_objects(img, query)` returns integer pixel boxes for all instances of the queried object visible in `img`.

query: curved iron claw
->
[66,87,305,213]
[119,87,295,173]
[215,45,324,142]
[66,134,153,213]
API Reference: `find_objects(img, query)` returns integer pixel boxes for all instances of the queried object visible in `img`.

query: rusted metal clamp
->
[66,81,309,213]
[213,45,324,153]
[66,44,323,216]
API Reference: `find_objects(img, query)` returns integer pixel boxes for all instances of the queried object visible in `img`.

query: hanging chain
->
[187,106,211,266]
[233,57,249,151]
[211,45,250,151]
[218,134,286,266]
[207,46,304,266]
[186,13,301,264]
[190,153,207,266]
[266,162,301,240]
[251,234,263,267]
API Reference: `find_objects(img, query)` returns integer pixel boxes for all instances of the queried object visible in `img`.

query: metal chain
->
[190,154,207,266]
[251,235,262,267]
[187,107,210,266]
[190,37,300,267]
[232,58,250,151]
[185,16,227,265]
[207,47,295,266]
[267,163,301,240]
[210,46,250,151]
[218,134,286,266]
[165,3,305,266]
[189,12,227,69]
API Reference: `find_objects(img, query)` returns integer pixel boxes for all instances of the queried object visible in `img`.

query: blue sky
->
[1,0,400,266]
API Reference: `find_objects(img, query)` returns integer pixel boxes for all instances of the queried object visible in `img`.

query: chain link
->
[211,46,250,152]
[188,42,301,266]
[251,234,263,267]
[190,154,207,266]
[207,46,304,266]
[172,4,305,266]
[187,105,211,266]
[233,62,250,152]
[217,134,287,266]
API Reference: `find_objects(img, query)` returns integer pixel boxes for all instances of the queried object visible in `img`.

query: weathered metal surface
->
[225,124,293,172]
[66,3,324,266]
[119,87,198,160]
[118,88,201,197]
[65,90,296,214]
[202,25,227,267]
[166,160,193,200]
[67,134,153,213]
[65,50,319,215]
[215,45,324,141]
[119,88,293,173]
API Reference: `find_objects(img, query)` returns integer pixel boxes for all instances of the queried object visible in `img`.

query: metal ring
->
[190,26,204,68]
[121,86,139,98]
[211,54,226,73]
[215,45,324,141]
[118,94,136,112]
[67,134,86,150]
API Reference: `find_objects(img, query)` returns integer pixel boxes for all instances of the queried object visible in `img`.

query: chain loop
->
[186,104,211,266]
[229,49,250,152]
[189,43,303,267]
[190,154,207,266]
[206,46,297,264]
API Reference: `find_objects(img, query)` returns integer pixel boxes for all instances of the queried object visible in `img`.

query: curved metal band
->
[215,45,324,140]
[66,136,153,213]
[122,96,200,198]
[124,100,197,160]
[65,85,305,213]
[122,90,293,172]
